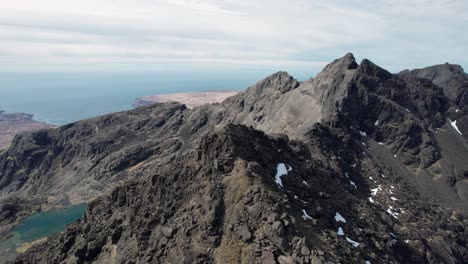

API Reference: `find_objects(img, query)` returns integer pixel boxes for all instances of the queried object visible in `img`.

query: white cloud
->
[0,0,466,74]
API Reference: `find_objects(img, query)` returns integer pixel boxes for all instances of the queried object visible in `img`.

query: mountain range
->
[1,53,467,264]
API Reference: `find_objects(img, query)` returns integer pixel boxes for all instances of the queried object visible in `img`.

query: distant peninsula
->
[0,111,53,150]
[133,91,239,109]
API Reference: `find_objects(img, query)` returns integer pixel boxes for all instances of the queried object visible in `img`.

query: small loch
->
[0,204,87,263]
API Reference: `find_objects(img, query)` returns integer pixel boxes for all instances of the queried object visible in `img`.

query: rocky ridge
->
[1,53,467,263]
[0,111,52,151]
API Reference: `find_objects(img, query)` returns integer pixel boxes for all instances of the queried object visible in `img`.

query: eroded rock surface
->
[1,53,467,264]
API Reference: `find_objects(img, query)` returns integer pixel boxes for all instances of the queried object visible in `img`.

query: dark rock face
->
[1,53,467,263]
[0,111,52,151]
[399,63,468,140]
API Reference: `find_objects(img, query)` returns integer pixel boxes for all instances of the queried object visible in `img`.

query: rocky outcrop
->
[1,53,467,263]
[0,111,52,151]
[399,63,468,140]
[12,125,468,264]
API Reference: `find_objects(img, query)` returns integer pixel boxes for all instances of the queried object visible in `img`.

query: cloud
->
[0,0,466,75]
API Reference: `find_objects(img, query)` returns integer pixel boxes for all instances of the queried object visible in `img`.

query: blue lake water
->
[0,204,87,263]
[0,72,279,125]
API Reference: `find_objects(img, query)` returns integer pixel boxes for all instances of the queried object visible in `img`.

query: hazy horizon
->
[1,0,467,74]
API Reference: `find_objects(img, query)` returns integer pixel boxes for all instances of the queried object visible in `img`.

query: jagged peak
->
[317,53,358,75]
[357,58,392,79]
[251,70,300,94]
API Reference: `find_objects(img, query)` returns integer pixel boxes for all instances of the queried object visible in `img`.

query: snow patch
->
[370,185,381,196]
[350,181,357,189]
[335,212,347,223]
[302,209,314,220]
[359,131,367,137]
[391,197,398,201]
[456,109,460,113]
[275,163,289,188]
[386,206,399,219]
[337,227,344,236]
[345,237,360,247]
[450,119,463,135]
[374,120,379,126]
[366,261,371,264]
[405,108,410,112]
[345,172,350,178]
[378,142,384,145]
[368,197,375,203]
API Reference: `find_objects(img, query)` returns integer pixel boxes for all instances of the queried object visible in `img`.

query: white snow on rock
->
[405,108,410,112]
[456,109,460,113]
[390,185,395,189]
[386,206,399,219]
[370,185,381,196]
[335,212,347,223]
[374,120,379,126]
[369,176,373,180]
[450,119,463,135]
[381,174,386,178]
[302,180,309,186]
[337,227,344,236]
[350,181,357,189]
[345,237,360,247]
[359,131,367,137]
[368,197,375,203]
[302,209,314,220]
[275,163,289,188]
[378,142,384,145]
[366,261,371,264]
[391,197,398,201]
[345,172,350,178]
[351,163,356,168]
[394,154,397,157]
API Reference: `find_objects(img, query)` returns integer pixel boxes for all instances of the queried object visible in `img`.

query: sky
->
[0,0,467,76]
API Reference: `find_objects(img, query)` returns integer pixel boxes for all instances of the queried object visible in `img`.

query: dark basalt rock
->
[1,53,467,264]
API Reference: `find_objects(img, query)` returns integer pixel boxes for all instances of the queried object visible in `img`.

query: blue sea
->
[0,71,296,125]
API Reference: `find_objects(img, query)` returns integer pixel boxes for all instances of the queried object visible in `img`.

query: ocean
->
[0,71,283,125]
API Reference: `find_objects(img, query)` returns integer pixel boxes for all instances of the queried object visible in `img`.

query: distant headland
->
[0,111,53,150]
[133,91,239,109]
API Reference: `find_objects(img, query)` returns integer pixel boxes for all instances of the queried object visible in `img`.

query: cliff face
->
[0,111,52,151]
[1,53,468,264]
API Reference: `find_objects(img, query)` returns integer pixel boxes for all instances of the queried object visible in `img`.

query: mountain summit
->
[1,53,467,264]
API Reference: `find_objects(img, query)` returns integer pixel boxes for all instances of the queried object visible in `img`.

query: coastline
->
[0,111,54,151]
[133,91,240,109]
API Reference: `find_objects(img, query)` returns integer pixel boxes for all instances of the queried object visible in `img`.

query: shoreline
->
[0,111,53,150]
[133,90,240,109]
